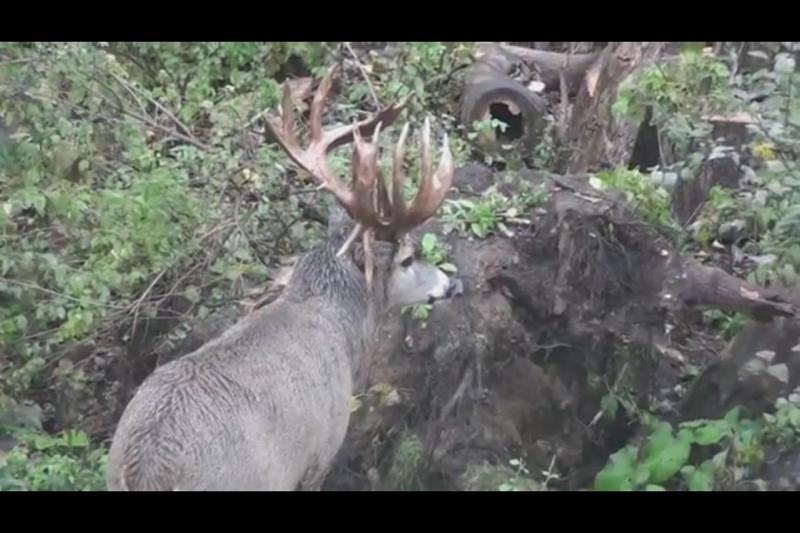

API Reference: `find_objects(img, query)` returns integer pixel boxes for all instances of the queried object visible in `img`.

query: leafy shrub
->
[1,43,317,407]
[595,396,800,492]
[614,49,733,161]
[590,168,681,238]
[1,41,480,490]
[0,427,107,491]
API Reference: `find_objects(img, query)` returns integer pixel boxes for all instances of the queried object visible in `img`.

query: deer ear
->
[349,238,394,273]
[349,239,366,269]
[326,201,352,237]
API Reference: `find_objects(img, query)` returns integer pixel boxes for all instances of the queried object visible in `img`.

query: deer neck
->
[283,232,389,383]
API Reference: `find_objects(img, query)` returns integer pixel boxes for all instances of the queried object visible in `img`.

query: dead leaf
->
[740,287,761,300]
[286,77,313,112]
[527,81,545,93]
[584,64,601,98]
[382,390,401,407]
[766,364,789,384]
[756,350,776,363]
[703,112,755,124]
[348,395,363,413]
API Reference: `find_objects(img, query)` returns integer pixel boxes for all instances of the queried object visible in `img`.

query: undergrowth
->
[595,393,800,491]
[0,41,476,491]
[4,41,800,492]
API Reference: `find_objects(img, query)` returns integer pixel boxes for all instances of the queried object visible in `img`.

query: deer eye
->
[400,255,414,268]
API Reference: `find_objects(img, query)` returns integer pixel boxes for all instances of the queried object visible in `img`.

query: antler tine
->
[264,66,353,207]
[391,122,410,224]
[370,122,392,220]
[350,121,383,227]
[309,65,337,143]
[265,65,412,234]
[392,117,454,233]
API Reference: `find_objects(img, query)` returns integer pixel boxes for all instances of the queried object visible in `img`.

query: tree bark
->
[472,43,600,94]
[665,259,800,321]
[494,44,601,95]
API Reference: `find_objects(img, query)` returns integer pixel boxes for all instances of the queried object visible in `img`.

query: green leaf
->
[601,394,619,419]
[789,407,800,429]
[414,77,425,100]
[681,42,706,54]
[684,461,715,491]
[645,484,666,491]
[724,407,741,426]
[781,264,798,285]
[642,423,692,484]
[184,285,201,303]
[470,222,487,238]
[439,262,458,273]
[634,463,651,486]
[692,420,731,446]
[594,445,637,491]
[64,430,89,448]
[644,422,674,455]
[421,233,438,253]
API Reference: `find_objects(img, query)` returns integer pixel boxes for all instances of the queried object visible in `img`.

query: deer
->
[106,65,462,491]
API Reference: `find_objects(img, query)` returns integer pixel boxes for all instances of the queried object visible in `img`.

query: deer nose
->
[445,278,464,298]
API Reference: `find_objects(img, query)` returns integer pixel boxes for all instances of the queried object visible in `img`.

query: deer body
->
[106,66,458,491]
[108,227,364,490]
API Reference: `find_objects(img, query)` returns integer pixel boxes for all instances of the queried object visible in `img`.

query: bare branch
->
[344,42,381,108]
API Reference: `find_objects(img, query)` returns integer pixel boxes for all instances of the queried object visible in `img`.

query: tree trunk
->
[558,42,667,174]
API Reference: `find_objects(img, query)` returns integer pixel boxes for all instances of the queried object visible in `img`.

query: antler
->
[265,65,454,284]
[390,117,454,235]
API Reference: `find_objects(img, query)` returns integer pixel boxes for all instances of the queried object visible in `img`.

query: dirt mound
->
[321,169,723,490]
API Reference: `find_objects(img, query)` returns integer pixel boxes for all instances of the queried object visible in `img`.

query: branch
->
[344,42,381,108]
[108,70,199,144]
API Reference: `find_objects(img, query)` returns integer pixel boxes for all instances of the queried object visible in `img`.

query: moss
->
[386,433,424,490]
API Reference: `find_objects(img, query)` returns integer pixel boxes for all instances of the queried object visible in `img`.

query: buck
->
[106,66,461,491]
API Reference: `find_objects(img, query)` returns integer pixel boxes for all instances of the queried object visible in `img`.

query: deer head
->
[265,65,458,304]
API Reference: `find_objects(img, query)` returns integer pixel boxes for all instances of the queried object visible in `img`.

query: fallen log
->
[491,43,601,95]
[460,45,549,158]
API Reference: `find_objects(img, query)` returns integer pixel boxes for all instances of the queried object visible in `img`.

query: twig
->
[122,108,211,151]
[438,366,474,425]
[77,82,211,151]
[0,57,35,67]
[541,454,560,490]
[344,42,381,108]
[108,70,198,143]
[129,268,168,341]
[0,276,127,310]
[589,361,629,427]
[105,71,149,117]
